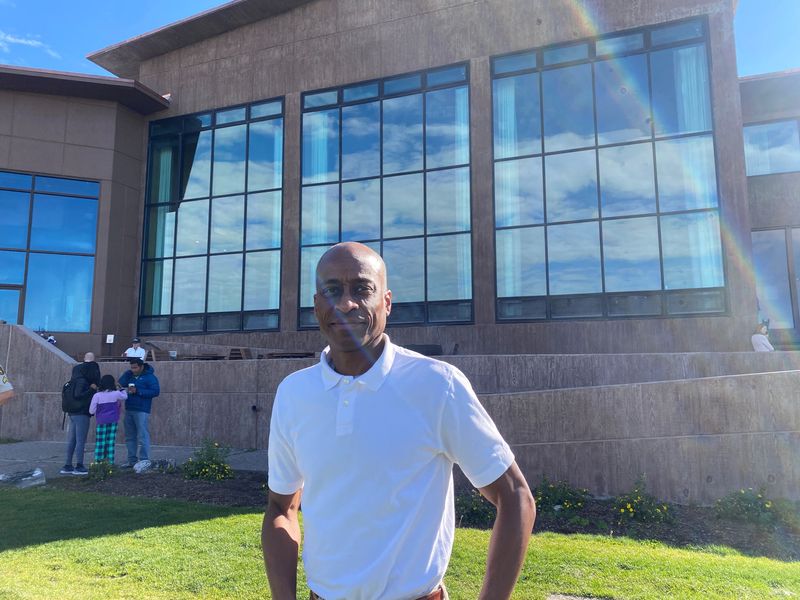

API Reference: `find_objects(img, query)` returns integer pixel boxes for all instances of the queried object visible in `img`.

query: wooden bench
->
[227,347,253,360]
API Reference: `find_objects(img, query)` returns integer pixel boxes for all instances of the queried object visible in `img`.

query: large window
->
[141,99,284,334]
[492,17,725,321]
[744,120,800,176]
[299,65,472,327]
[751,228,798,330]
[0,171,98,331]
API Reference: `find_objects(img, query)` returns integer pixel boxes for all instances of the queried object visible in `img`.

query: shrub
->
[455,488,496,528]
[88,461,114,481]
[533,476,589,514]
[715,487,774,526]
[183,440,233,482]
[771,498,800,533]
[613,475,670,525]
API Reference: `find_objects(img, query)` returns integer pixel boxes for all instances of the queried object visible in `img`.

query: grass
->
[1,488,799,599]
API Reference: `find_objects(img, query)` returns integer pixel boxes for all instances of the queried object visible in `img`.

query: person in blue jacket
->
[118,357,160,467]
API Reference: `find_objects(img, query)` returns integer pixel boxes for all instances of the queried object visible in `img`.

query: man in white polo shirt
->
[263,242,535,600]
[123,338,146,360]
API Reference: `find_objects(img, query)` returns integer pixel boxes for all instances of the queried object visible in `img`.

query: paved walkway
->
[0,440,267,480]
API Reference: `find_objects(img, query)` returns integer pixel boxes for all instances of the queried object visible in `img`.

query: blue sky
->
[0,0,797,78]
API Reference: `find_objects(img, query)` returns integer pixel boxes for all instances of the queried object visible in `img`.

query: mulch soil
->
[48,470,800,562]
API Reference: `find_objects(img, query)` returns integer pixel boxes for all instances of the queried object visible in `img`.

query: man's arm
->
[262,488,303,600]
[476,461,535,600]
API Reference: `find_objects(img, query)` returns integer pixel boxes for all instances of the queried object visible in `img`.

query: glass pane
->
[0,289,19,324]
[603,217,661,292]
[175,199,209,256]
[300,245,332,307]
[497,297,546,320]
[210,195,244,253]
[383,173,424,238]
[172,256,207,314]
[651,44,711,136]
[148,137,179,203]
[244,250,280,310]
[545,150,598,222]
[382,237,425,303]
[495,157,544,227]
[744,121,800,176]
[343,82,379,102]
[342,102,380,180]
[494,51,537,75]
[543,43,589,66]
[384,74,421,95]
[599,143,656,217]
[301,184,339,245]
[151,118,181,137]
[250,101,282,119]
[139,316,170,334]
[550,296,603,318]
[427,234,471,301]
[656,135,717,212]
[427,64,467,87]
[145,205,176,258]
[750,229,793,329]
[428,301,471,323]
[651,19,704,46]
[493,73,541,159]
[141,260,173,316]
[244,311,279,330]
[304,90,338,109]
[30,195,97,253]
[248,118,283,191]
[547,221,602,295]
[595,54,651,145]
[661,211,723,289]
[426,167,470,234]
[607,293,662,316]
[543,63,594,152]
[595,33,643,56]
[24,254,93,332]
[216,106,246,125]
[0,250,25,284]
[181,130,212,200]
[496,227,546,297]
[342,178,381,241]
[35,176,98,197]
[302,109,339,184]
[182,114,211,131]
[666,289,724,315]
[0,190,30,249]
[426,86,469,169]
[213,124,247,196]
[207,313,241,331]
[208,253,243,312]
[246,191,281,250]
[172,315,204,332]
[383,94,423,174]
[0,171,32,191]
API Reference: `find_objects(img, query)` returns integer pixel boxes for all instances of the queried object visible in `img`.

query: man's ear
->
[384,289,392,315]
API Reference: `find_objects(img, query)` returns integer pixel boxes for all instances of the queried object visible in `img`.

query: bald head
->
[83,352,95,362]
[316,242,387,290]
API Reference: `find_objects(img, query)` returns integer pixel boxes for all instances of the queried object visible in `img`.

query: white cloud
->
[0,30,60,59]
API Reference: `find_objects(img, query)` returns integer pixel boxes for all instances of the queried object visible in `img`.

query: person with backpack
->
[89,375,126,464]
[118,358,160,468]
[60,352,101,475]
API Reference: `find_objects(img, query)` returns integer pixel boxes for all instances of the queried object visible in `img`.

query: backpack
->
[61,378,89,414]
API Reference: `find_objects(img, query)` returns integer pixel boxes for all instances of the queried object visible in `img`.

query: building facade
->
[0,0,782,356]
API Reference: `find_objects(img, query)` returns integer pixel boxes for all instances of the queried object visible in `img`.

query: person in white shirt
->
[751,324,775,352]
[263,242,535,600]
[122,338,147,360]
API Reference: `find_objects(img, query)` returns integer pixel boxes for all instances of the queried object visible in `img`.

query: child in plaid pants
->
[89,375,126,464]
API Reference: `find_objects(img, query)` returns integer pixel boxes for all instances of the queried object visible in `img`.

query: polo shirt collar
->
[319,335,395,392]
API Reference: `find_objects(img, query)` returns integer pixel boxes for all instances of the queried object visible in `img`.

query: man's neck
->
[328,337,385,376]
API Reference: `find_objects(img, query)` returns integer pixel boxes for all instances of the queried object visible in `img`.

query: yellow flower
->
[620,509,625,513]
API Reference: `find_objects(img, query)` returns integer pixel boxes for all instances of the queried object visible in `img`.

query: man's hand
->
[476,462,535,600]
[262,488,303,600]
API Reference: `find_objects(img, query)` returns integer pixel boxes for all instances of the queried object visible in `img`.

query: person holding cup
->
[118,357,161,468]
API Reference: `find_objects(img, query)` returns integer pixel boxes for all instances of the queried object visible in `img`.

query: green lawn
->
[1,488,798,599]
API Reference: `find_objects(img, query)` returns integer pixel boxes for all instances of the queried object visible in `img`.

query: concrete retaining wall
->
[1,324,798,503]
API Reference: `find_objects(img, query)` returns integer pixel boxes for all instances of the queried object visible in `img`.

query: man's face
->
[313,245,391,353]
[130,363,143,376]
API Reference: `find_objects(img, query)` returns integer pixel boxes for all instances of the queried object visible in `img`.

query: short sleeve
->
[440,367,514,489]
[267,384,304,495]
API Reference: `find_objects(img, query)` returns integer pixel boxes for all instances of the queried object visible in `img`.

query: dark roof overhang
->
[88,0,314,78]
[0,64,169,115]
